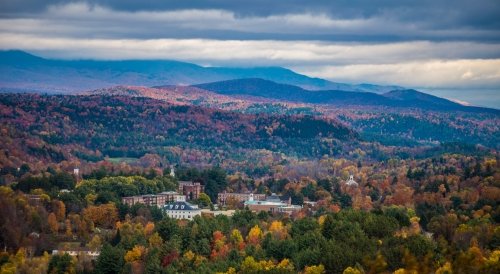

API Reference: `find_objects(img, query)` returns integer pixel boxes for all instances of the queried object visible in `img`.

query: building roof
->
[164,201,199,211]
[159,191,179,195]
[244,200,287,206]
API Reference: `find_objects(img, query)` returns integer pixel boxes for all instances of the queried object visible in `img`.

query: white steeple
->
[169,165,175,177]
[345,175,358,186]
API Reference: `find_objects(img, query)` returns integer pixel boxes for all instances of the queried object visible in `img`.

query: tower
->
[346,175,358,187]
[169,165,175,177]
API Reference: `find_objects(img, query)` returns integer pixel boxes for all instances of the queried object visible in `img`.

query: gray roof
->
[164,201,199,211]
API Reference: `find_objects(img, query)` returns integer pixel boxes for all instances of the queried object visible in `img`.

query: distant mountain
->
[0,50,400,93]
[194,78,391,105]
[382,89,460,108]
[194,78,499,113]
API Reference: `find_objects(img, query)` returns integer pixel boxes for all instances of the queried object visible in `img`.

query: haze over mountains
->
[0,50,402,93]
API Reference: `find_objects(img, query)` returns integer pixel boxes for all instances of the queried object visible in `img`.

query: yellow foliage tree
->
[124,245,146,263]
[269,221,287,239]
[276,258,294,270]
[183,250,196,261]
[87,235,102,251]
[304,264,326,274]
[343,266,363,274]
[435,261,452,274]
[143,222,155,236]
[148,232,163,248]
[246,225,263,246]
[82,203,118,229]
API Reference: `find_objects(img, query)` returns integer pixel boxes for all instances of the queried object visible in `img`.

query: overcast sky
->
[1,0,500,103]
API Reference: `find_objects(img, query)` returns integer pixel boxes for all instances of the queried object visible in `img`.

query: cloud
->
[300,59,500,88]
[0,1,499,93]
[1,2,499,42]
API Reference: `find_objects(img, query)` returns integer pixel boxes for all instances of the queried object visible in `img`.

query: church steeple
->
[169,165,175,177]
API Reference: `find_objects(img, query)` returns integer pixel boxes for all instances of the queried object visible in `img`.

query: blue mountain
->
[194,78,498,113]
[0,50,400,93]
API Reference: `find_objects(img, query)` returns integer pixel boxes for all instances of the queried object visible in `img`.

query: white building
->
[164,197,201,220]
[345,175,358,186]
[169,165,175,177]
[52,248,100,259]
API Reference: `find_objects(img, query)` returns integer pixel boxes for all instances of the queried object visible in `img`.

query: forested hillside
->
[0,93,356,177]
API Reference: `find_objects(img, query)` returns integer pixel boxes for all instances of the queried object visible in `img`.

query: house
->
[163,196,201,220]
[178,181,204,200]
[52,248,100,259]
[244,193,302,214]
[217,191,266,205]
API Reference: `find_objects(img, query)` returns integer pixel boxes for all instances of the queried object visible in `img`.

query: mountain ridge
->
[0,50,401,93]
[193,78,499,113]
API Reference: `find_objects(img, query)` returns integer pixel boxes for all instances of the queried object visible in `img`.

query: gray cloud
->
[1,0,500,42]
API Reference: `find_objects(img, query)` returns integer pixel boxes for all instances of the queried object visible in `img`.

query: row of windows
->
[168,213,192,219]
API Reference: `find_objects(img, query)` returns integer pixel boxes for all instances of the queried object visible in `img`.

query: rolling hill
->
[194,78,498,113]
[0,93,358,170]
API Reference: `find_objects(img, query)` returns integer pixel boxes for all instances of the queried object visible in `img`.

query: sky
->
[1,0,500,107]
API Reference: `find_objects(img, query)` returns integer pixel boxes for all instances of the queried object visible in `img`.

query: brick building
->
[121,191,183,208]
[178,181,204,200]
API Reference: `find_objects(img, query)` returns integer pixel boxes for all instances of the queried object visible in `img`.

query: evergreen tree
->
[95,244,125,274]
[48,254,74,274]
[144,248,162,274]
[322,215,335,239]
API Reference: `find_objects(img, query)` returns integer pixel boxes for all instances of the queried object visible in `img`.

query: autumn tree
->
[48,213,59,234]
[82,203,118,229]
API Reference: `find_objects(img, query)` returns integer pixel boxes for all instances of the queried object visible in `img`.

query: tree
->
[304,264,326,274]
[144,248,162,274]
[202,167,227,202]
[48,254,74,274]
[269,221,287,240]
[95,244,125,274]
[87,235,102,251]
[52,200,66,221]
[247,225,263,246]
[321,215,335,239]
[156,216,179,242]
[48,213,59,234]
[197,193,213,208]
[230,229,244,250]
[124,245,146,263]
[82,203,118,229]
[148,232,163,249]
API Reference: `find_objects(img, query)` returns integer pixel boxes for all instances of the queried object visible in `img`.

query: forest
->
[0,93,499,273]
[0,150,498,273]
